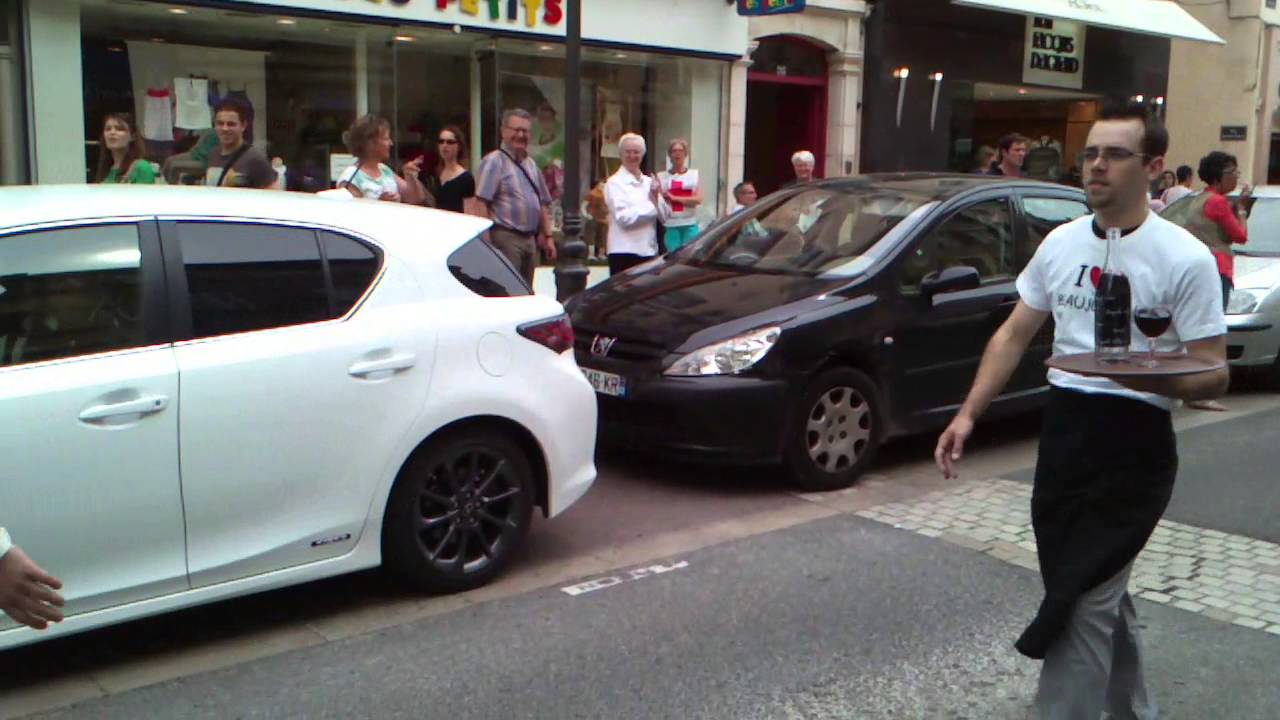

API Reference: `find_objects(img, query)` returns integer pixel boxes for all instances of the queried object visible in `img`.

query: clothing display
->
[174,77,212,130]
[142,88,175,142]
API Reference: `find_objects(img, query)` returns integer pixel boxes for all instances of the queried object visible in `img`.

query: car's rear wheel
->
[784,367,881,492]
[382,428,533,594]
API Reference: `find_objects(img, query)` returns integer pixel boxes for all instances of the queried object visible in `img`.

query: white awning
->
[953,0,1225,44]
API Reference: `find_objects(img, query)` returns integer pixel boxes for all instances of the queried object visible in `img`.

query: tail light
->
[517,315,575,354]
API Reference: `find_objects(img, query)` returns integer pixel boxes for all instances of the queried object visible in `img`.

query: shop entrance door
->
[745,37,829,196]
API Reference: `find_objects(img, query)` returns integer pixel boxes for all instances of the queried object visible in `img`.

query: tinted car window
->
[1023,197,1090,268]
[1241,197,1280,256]
[0,224,144,367]
[178,222,328,338]
[319,231,381,316]
[448,237,532,297]
[902,199,1014,289]
[681,188,932,276]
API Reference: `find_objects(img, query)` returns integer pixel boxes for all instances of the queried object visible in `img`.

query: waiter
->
[935,103,1228,719]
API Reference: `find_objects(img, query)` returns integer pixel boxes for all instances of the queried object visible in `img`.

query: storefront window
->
[61,0,727,210]
[0,0,25,185]
[79,0,396,190]
[945,80,1098,185]
[492,41,727,230]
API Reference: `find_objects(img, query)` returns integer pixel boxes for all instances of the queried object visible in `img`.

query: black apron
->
[1016,387,1177,659]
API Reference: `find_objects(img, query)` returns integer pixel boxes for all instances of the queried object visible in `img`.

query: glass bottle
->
[1094,227,1132,362]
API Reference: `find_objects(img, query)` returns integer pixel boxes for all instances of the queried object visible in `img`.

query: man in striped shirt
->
[475,109,557,286]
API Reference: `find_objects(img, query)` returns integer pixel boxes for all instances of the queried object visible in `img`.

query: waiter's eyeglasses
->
[1077,146,1149,166]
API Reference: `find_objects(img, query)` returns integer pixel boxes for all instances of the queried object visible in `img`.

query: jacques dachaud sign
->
[1023,15,1086,91]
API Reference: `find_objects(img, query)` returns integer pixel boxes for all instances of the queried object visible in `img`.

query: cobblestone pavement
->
[855,477,1280,637]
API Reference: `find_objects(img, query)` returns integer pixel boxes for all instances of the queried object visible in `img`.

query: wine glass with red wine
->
[1134,306,1173,368]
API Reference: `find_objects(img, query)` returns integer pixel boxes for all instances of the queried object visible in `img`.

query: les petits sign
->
[1023,15,1085,90]
[344,0,562,27]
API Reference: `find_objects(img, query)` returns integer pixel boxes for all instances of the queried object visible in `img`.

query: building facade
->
[0,0,1229,209]
[1166,0,1280,186]
[858,0,1211,180]
[3,0,745,226]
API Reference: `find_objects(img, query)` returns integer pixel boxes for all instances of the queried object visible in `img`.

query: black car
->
[566,174,1090,490]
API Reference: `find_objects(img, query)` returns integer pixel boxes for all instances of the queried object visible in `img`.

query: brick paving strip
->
[853,478,1280,637]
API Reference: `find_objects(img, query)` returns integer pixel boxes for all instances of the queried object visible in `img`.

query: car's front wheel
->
[784,367,881,492]
[382,428,534,594]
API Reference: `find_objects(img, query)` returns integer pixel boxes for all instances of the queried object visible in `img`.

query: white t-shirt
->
[1015,212,1226,410]
[339,163,399,201]
[1162,184,1194,206]
[659,168,699,227]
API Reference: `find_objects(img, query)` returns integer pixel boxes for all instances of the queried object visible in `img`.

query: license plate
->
[582,367,627,397]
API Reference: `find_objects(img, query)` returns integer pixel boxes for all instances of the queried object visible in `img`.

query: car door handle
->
[348,352,417,378]
[78,394,169,421]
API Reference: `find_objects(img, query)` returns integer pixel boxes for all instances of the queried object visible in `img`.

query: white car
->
[0,186,597,650]
[1162,186,1280,384]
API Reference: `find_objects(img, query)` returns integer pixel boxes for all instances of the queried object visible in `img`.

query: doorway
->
[745,37,828,196]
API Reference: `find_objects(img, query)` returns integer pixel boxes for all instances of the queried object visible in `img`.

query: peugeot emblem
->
[590,334,618,357]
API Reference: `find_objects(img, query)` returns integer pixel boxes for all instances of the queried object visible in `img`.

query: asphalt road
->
[1008,404,1280,543]
[6,394,1280,719]
[21,513,1280,720]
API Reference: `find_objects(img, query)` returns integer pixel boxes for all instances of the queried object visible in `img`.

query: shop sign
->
[1221,126,1247,142]
[737,0,804,17]
[350,0,563,28]
[235,0,562,30]
[218,0,749,57]
[1022,15,1085,90]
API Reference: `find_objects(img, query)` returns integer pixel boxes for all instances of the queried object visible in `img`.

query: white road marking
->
[560,560,690,597]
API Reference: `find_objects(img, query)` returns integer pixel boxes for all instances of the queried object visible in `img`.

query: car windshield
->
[1162,193,1280,256]
[673,187,934,276]
[1242,197,1280,256]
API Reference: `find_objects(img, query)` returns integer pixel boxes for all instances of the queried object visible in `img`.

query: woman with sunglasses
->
[428,126,476,214]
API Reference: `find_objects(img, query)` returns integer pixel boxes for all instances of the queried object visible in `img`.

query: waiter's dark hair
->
[1176,164,1194,183]
[1198,151,1238,185]
[1098,101,1168,159]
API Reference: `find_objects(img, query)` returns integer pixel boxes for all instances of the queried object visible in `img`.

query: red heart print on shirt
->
[1089,266,1102,288]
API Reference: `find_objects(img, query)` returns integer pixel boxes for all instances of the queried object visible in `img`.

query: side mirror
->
[920,265,980,300]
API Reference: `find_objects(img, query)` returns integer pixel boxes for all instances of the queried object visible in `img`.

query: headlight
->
[664,326,781,377]
[1227,288,1268,315]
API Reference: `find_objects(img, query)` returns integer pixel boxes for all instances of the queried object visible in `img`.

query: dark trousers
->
[1027,389,1176,719]
[607,253,652,276]
[1221,273,1233,311]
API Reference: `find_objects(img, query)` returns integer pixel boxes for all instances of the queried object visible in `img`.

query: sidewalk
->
[531,265,611,300]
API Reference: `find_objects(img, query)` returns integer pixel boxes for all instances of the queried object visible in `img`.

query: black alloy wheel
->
[383,428,534,593]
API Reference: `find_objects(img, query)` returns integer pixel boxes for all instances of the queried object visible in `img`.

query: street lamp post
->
[553,0,589,302]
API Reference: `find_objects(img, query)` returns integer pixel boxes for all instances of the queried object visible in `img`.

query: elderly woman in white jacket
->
[604,133,670,276]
